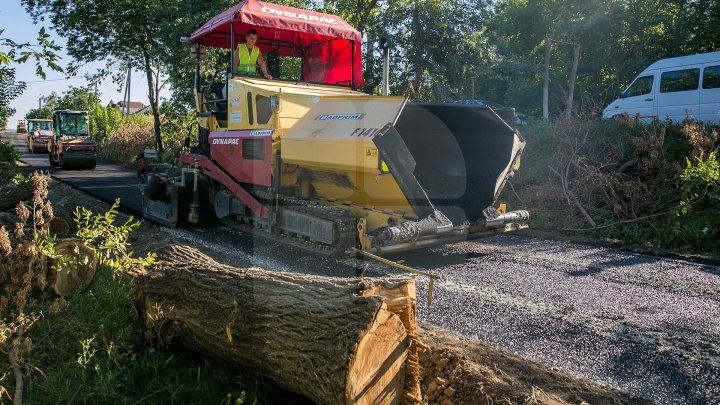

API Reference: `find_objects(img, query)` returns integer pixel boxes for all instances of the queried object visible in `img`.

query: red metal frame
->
[208,130,272,187]
[189,0,364,88]
[180,153,269,219]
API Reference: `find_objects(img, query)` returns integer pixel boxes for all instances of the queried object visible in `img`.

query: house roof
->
[111,101,147,109]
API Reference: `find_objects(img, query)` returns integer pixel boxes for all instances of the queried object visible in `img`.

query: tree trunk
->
[0,182,34,212]
[142,49,164,153]
[132,245,422,404]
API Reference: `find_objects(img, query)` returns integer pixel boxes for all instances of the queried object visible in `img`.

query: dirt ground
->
[29,179,651,404]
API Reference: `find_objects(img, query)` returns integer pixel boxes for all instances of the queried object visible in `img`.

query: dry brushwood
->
[132,244,423,404]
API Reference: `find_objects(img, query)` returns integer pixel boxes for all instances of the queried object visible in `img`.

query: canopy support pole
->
[230,21,235,76]
[351,40,355,89]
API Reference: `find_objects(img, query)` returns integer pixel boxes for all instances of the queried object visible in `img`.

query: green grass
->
[1,268,307,404]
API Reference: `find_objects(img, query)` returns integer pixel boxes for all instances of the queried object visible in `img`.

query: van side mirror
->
[617,90,626,99]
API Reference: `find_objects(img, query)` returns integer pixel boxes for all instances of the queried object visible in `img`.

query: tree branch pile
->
[132,244,423,404]
[524,108,719,231]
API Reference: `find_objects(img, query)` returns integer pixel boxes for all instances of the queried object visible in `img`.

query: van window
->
[625,75,654,97]
[702,65,720,89]
[660,68,700,93]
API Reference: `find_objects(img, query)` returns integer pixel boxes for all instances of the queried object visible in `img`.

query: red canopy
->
[190,0,364,88]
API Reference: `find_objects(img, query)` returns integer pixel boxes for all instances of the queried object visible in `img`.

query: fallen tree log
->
[132,245,422,404]
[0,182,34,212]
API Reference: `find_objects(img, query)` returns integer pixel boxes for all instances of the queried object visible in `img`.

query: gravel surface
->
[174,227,720,404]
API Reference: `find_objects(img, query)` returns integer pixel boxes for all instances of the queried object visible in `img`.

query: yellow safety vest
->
[237,44,259,74]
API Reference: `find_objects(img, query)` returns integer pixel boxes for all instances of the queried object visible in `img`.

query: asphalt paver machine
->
[142,0,529,255]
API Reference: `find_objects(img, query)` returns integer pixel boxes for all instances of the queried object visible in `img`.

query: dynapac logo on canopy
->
[260,6,338,25]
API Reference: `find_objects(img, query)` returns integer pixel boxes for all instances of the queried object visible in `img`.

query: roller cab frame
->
[48,110,97,170]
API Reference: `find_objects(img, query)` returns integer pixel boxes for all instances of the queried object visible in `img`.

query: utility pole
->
[543,38,551,121]
[126,69,131,116]
[121,67,132,116]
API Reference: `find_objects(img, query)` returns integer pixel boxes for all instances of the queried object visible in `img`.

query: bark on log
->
[0,182,34,212]
[132,245,422,404]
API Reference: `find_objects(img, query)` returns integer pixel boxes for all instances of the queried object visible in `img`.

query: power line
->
[21,76,85,84]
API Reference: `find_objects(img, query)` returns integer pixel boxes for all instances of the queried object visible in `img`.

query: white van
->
[603,51,720,124]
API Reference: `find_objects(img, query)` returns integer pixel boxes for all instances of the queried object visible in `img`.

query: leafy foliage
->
[485,0,720,116]
[21,0,180,151]
[0,66,26,129]
[0,27,62,128]
[0,140,19,163]
[663,150,720,252]
[73,199,156,273]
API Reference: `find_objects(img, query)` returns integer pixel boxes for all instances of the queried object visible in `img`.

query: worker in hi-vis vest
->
[232,29,272,79]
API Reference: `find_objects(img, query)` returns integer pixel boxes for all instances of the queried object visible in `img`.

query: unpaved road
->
[5,131,720,404]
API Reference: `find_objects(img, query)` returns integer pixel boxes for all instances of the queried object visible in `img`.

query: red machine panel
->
[209,130,272,187]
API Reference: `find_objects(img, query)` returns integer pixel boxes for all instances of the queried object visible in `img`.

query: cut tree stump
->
[48,216,70,238]
[41,238,98,296]
[132,245,422,404]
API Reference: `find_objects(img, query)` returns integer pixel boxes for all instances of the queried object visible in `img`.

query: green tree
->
[24,91,59,119]
[361,0,489,101]
[57,86,100,111]
[0,66,26,129]
[1,27,61,128]
[485,0,720,116]
[22,0,180,152]
[90,103,122,142]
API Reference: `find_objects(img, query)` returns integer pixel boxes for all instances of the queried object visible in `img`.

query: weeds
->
[73,199,156,274]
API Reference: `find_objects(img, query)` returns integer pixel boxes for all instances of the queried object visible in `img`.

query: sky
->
[1,0,171,130]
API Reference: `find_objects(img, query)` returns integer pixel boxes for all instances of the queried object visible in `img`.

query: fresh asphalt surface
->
[4,131,719,404]
[4,131,142,213]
